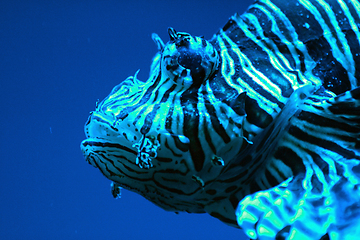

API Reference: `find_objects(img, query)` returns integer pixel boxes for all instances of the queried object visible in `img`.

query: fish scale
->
[81,0,360,239]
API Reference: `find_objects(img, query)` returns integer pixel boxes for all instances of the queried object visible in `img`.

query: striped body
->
[81,0,360,239]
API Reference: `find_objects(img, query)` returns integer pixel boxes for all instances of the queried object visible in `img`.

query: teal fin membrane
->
[237,87,360,239]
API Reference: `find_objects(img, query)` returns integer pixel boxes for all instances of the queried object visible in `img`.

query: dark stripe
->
[305,150,330,176]
[297,110,359,133]
[210,75,247,112]
[334,161,345,176]
[296,48,307,74]
[173,135,190,152]
[272,0,353,93]
[288,125,360,160]
[273,0,323,43]
[156,157,173,163]
[245,96,273,128]
[181,92,205,172]
[98,153,121,177]
[225,185,238,193]
[205,189,217,195]
[351,87,360,99]
[204,99,231,143]
[100,154,153,179]
[82,140,137,155]
[222,18,237,32]
[306,36,351,94]
[133,105,148,125]
[221,35,288,107]
[160,83,177,103]
[229,194,240,209]
[203,116,217,153]
[217,164,249,183]
[212,196,227,201]
[237,154,253,167]
[328,100,360,115]
[346,29,360,86]
[273,146,306,174]
[92,155,110,176]
[115,73,162,117]
[164,137,183,157]
[332,0,352,31]
[265,169,280,187]
[140,104,160,134]
[311,174,323,194]
[250,181,262,193]
[246,3,297,76]
[153,177,201,196]
[89,115,118,132]
[165,104,174,131]
[272,162,289,180]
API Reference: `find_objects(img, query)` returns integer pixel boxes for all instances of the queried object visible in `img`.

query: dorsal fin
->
[152,33,164,52]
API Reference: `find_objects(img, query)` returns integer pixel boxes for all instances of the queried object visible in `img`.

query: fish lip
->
[114,182,146,196]
[80,137,152,197]
[80,136,116,152]
[81,137,137,154]
[84,111,119,139]
[81,136,111,145]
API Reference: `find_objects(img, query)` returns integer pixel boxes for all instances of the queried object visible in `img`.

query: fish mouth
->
[84,111,118,139]
[80,138,138,175]
[80,116,162,199]
[81,137,137,157]
[81,110,141,167]
[80,137,152,198]
[84,110,142,144]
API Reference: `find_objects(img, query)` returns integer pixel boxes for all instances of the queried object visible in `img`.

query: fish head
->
[81,28,247,214]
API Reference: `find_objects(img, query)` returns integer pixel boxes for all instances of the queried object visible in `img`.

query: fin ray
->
[236,87,360,239]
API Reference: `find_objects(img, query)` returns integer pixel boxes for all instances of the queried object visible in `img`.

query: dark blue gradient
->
[0,1,252,239]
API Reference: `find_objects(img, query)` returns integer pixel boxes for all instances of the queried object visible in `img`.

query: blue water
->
[1,1,252,239]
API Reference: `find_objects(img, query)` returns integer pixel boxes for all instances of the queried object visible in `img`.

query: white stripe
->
[349,0,360,23]
[258,0,318,74]
[338,0,360,85]
[240,11,301,90]
[218,34,280,115]
[240,3,322,91]
[221,30,286,102]
[318,0,355,73]
[300,0,355,87]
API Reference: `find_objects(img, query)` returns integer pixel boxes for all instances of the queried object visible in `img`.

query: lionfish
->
[81,0,360,239]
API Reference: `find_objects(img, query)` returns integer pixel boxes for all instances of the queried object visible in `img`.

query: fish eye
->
[178,47,203,73]
[161,28,219,87]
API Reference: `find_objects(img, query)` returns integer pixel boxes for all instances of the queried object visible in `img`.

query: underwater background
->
[1,0,253,239]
